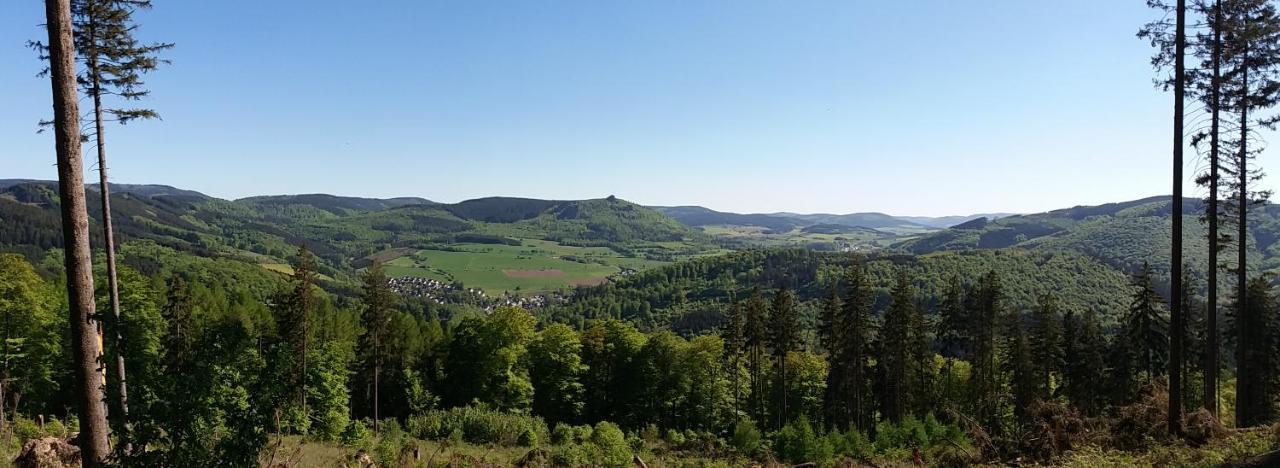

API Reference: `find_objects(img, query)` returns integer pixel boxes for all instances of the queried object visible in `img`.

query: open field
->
[700,224,899,250]
[379,240,668,295]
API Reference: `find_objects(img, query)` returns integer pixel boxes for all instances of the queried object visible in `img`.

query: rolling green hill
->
[0,181,715,294]
[894,196,1280,295]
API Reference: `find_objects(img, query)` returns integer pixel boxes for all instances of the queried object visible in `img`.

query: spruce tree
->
[274,245,318,433]
[1127,262,1170,383]
[1030,293,1064,400]
[935,276,969,412]
[1140,0,1189,433]
[1062,309,1107,415]
[358,262,393,433]
[1220,0,1280,427]
[1191,0,1229,417]
[878,271,914,423]
[722,297,747,412]
[969,271,1003,434]
[69,0,172,440]
[744,287,769,425]
[838,267,874,431]
[906,286,935,418]
[33,0,112,460]
[1235,277,1278,426]
[1004,312,1036,425]
[820,284,846,428]
[768,287,800,427]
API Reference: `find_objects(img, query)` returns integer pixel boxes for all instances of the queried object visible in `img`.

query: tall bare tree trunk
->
[1205,0,1223,417]
[88,31,131,449]
[44,0,111,462]
[1235,42,1250,428]
[1168,0,1186,436]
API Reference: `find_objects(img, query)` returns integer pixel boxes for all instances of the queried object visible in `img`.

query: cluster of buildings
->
[386,276,456,303]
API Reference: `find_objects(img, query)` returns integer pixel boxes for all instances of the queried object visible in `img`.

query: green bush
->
[551,423,574,445]
[730,420,762,456]
[572,424,594,443]
[591,421,632,468]
[405,406,548,446]
[518,427,539,447]
[341,419,372,446]
[828,427,872,460]
[12,415,43,443]
[550,443,590,466]
[664,428,686,447]
[771,416,832,464]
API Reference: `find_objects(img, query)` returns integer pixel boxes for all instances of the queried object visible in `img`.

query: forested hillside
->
[896,197,1280,288]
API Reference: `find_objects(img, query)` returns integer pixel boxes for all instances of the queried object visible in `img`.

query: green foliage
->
[590,421,632,468]
[730,419,762,456]
[444,306,536,410]
[405,406,549,446]
[772,415,832,464]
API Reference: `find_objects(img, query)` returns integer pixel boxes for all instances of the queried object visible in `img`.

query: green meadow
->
[380,240,666,295]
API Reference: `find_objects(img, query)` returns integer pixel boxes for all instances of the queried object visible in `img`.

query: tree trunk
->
[1235,42,1250,429]
[1168,0,1186,436]
[1205,0,1222,418]
[43,0,112,462]
[88,31,131,451]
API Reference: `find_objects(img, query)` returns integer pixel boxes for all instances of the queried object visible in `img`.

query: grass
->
[380,241,664,296]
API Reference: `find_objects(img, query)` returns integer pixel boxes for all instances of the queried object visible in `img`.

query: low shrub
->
[405,406,548,447]
[730,419,762,456]
[592,421,632,468]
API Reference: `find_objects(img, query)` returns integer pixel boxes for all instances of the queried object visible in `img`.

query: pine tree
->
[70,0,172,440]
[878,271,914,423]
[768,287,800,427]
[358,262,393,433]
[1235,277,1278,426]
[274,245,318,433]
[1191,0,1229,417]
[722,297,747,412]
[935,276,969,413]
[969,271,1003,434]
[1062,309,1107,415]
[1220,0,1280,428]
[1127,262,1170,383]
[831,266,874,431]
[744,287,769,425]
[1140,0,1189,434]
[1030,293,1064,400]
[33,0,112,460]
[819,285,845,428]
[1004,312,1036,425]
[906,286,935,418]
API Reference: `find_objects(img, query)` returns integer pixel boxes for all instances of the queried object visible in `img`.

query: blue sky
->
[1,1,1269,216]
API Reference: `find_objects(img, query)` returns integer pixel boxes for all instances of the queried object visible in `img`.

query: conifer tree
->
[768,287,800,427]
[722,297,747,411]
[819,285,846,427]
[274,245,318,433]
[744,287,769,425]
[1127,262,1170,383]
[878,271,914,423]
[830,267,874,431]
[1004,312,1036,425]
[1220,0,1280,427]
[969,271,1003,434]
[358,262,393,433]
[1062,309,1107,415]
[69,0,172,439]
[1235,277,1278,426]
[906,286,934,417]
[1191,0,1229,417]
[935,276,968,411]
[34,0,112,460]
[1030,293,1064,400]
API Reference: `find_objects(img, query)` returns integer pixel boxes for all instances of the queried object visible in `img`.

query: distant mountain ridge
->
[653,205,1013,232]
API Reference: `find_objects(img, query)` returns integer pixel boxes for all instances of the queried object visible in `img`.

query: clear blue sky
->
[2,1,1270,216]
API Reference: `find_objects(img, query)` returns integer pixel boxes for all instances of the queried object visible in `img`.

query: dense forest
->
[9,0,1280,466]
